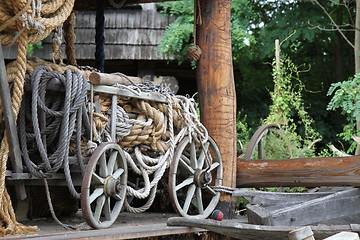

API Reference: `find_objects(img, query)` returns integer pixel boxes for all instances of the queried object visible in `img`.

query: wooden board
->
[237,155,360,187]
[167,217,360,240]
[249,188,360,226]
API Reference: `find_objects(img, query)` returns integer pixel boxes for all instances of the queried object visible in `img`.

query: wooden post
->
[196,0,237,217]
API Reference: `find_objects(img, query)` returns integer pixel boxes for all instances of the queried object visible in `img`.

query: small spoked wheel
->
[169,136,222,218]
[244,124,280,160]
[81,142,127,229]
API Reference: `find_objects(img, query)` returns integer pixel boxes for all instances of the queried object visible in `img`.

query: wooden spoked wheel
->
[81,142,127,229]
[244,124,280,160]
[169,136,223,218]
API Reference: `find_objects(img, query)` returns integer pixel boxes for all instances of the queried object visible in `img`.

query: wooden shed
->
[3,3,197,95]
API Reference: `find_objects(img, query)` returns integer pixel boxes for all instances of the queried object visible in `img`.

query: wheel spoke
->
[198,142,210,169]
[92,172,105,184]
[190,141,197,169]
[107,151,118,175]
[209,162,220,172]
[94,195,106,221]
[113,193,122,201]
[180,154,190,165]
[183,184,196,213]
[175,177,194,191]
[205,186,217,196]
[103,197,111,221]
[112,168,124,179]
[99,153,108,177]
[89,188,104,204]
[195,187,204,214]
[179,157,195,174]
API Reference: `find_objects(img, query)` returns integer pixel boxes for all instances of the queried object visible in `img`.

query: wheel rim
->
[81,142,127,229]
[244,124,280,160]
[169,136,222,218]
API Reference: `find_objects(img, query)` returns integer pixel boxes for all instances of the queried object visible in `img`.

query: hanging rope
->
[95,0,105,72]
[187,0,202,61]
[64,12,77,66]
[0,1,74,234]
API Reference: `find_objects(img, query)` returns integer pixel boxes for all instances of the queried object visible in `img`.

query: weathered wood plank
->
[233,189,332,210]
[324,232,360,240]
[74,10,175,29]
[246,188,360,226]
[167,217,359,240]
[4,44,173,61]
[237,156,360,187]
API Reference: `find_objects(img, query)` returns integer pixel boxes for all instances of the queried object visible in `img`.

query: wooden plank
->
[167,217,359,240]
[9,222,205,240]
[0,45,27,200]
[246,188,360,226]
[288,226,315,240]
[268,188,360,226]
[324,232,360,240]
[233,189,332,210]
[237,156,360,187]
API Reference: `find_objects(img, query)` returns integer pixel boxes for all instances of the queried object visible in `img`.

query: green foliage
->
[236,114,252,153]
[158,0,254,64]
[27,41,43,56]
[263,55,321,159]
[327,73,360,153]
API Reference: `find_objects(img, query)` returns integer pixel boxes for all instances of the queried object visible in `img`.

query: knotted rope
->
[0,0,74,235]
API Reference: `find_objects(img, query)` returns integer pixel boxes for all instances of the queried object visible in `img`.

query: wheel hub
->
[194,169,212,188]
[104,176,121,197]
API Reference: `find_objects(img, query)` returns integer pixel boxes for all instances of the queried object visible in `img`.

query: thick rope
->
[19,66,88,198]
[64,12,77,65]
[0,30,38,236]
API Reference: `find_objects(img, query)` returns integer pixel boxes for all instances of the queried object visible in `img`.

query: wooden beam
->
[236,155,360,187]
[196,0,237,213]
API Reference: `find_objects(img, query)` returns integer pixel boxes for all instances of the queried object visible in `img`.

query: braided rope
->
[0,30,38,236]
[19,67,88,198]
[64,12,77,65]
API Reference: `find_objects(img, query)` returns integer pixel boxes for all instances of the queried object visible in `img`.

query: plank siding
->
[4,8,176,61]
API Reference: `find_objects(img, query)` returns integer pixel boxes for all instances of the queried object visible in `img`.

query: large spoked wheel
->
[169,136,222,218]
[81,142,127,229]
[244,124,280,160]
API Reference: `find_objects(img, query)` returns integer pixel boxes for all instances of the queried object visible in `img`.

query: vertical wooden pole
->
[196,0,236,217]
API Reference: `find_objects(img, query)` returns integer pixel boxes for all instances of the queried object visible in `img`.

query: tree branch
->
[312,0,355,49]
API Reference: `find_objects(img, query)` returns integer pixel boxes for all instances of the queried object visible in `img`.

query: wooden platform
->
[4,212,207,240]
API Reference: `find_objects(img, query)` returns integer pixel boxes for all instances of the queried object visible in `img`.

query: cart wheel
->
[244,124,280,160]
[169,136,222,218]
[81,142,127,229]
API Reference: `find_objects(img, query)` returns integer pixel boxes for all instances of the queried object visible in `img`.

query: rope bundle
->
[19,66,89,198]
[0,0,74,235]
[91,83,209,213]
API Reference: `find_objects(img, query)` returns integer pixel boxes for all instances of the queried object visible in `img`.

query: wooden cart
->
[0,45,223,229]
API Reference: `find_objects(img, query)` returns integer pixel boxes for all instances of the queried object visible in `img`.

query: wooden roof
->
[3,4,176,61]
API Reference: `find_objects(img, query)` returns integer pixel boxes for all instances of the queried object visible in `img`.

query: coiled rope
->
[92,81,209,213]
[0,0,74,235]
[19,66,89,199]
